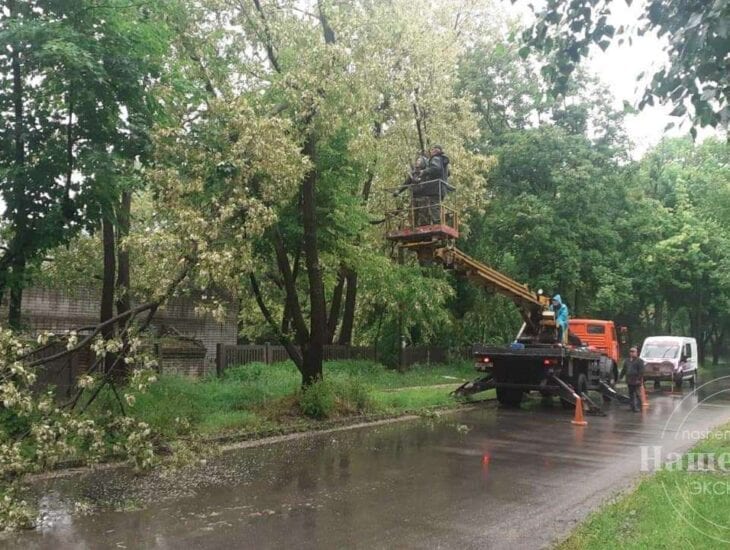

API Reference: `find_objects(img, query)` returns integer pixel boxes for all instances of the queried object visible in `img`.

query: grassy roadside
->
[559,421,730,549]
[92,360,482,442]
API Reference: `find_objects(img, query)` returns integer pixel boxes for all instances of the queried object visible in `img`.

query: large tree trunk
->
[8,256,25,330]
[327,270,345,343]
[710,326,724,366]
[101,217,116,341]
[653,301,663,334]
[300,135,326,385]
[115,192,131,316]
[338,270,357,345]
[8,0,26,331]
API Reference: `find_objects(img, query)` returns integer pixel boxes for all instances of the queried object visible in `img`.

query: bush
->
[339,377,373,413]
[298,377,374,419]
[299,380,336,419]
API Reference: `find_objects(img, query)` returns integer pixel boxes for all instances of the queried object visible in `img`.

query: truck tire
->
[689,373,696,389]
[497,387,523,407]
[654,380,661,390]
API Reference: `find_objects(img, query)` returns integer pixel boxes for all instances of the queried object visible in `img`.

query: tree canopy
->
[519,0,730,132]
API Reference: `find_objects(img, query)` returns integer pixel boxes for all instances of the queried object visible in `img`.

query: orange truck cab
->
[569,319,621,383]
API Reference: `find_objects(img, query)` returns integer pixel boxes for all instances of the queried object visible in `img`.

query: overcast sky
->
[509,0,724,158]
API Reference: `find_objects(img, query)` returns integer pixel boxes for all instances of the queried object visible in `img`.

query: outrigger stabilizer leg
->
[452,373,495,397]
[550,375,606,416]
[598,380,631,404]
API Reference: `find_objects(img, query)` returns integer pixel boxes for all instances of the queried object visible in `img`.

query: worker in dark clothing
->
[420,144,450,184]
[393,154,428,197]
[619,346,645,412]
[413,144,451,225]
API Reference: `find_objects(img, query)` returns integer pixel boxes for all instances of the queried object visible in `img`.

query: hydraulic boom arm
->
[402,241,550,333]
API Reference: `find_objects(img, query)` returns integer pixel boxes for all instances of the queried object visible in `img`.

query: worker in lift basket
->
[619,346,646,412]
[550,294,569,345]
[393,153,428,197]
[412,144,451,226]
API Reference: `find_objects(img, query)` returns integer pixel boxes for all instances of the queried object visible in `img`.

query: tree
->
[633,137,730,362]
[149,0,491,386]
[519,0,730,131]
[0,0,172,331]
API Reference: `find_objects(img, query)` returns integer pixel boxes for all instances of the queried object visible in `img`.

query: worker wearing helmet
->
[550,294,569,345]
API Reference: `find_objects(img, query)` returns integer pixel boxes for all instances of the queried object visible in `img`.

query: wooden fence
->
[215,344,473,376]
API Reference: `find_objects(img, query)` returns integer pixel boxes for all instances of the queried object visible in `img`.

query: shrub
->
[298,380,336,419]
[298,377,374,419]
[339,377,373,414]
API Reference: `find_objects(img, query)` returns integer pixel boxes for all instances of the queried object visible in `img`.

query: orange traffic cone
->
[572,396,588,426]
[640,383,649,409]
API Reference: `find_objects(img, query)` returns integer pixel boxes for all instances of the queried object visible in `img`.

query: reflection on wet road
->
[5,369,730,550]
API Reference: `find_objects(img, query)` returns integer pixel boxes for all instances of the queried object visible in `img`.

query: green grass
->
[559,422,730,549]
[94,360,477,440]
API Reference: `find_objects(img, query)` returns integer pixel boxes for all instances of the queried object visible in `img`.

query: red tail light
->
[543,358,558,366]
[481,356,491,363]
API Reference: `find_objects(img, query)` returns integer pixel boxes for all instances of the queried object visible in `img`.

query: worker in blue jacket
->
[551,294,569,345]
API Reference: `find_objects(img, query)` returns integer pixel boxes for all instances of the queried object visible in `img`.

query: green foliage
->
[103,359,473,436]
[521,0,729,129]
[0,0,175,306]
[298,380,337,419]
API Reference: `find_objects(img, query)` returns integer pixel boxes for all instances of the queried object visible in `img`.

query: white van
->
[640,336,698,389]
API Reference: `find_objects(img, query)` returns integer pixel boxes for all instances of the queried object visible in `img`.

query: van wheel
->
[654,380,661,390]
[674,378,683,391]
[689,374,696,389]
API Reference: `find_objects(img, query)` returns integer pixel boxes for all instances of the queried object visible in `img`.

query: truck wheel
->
[674,377,683,391]
[497,387,523,407]
[689,374,696,389]
[654,380,661,390]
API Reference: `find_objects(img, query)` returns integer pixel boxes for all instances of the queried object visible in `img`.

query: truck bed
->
[473,344,603,361]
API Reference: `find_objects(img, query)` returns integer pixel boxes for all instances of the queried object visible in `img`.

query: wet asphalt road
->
[5,371,730,550]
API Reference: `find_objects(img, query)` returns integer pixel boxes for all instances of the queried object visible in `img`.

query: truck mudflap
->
[597,380,631,404]
[452,373,495,397]
[550,375,606,416]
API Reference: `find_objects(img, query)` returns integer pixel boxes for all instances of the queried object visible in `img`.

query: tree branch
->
[249,272,303,368]
[272,229,309,342]
[251,0,282,73]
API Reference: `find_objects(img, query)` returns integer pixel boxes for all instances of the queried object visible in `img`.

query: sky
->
[510,0,724,158]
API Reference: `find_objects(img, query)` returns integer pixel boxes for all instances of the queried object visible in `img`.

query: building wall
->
[8,287,238,363]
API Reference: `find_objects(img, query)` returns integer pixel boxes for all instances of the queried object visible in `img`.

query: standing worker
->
[413,144,451,225]
[550,294,569,345]
[393,153,428,197]
[619,346,646,412]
